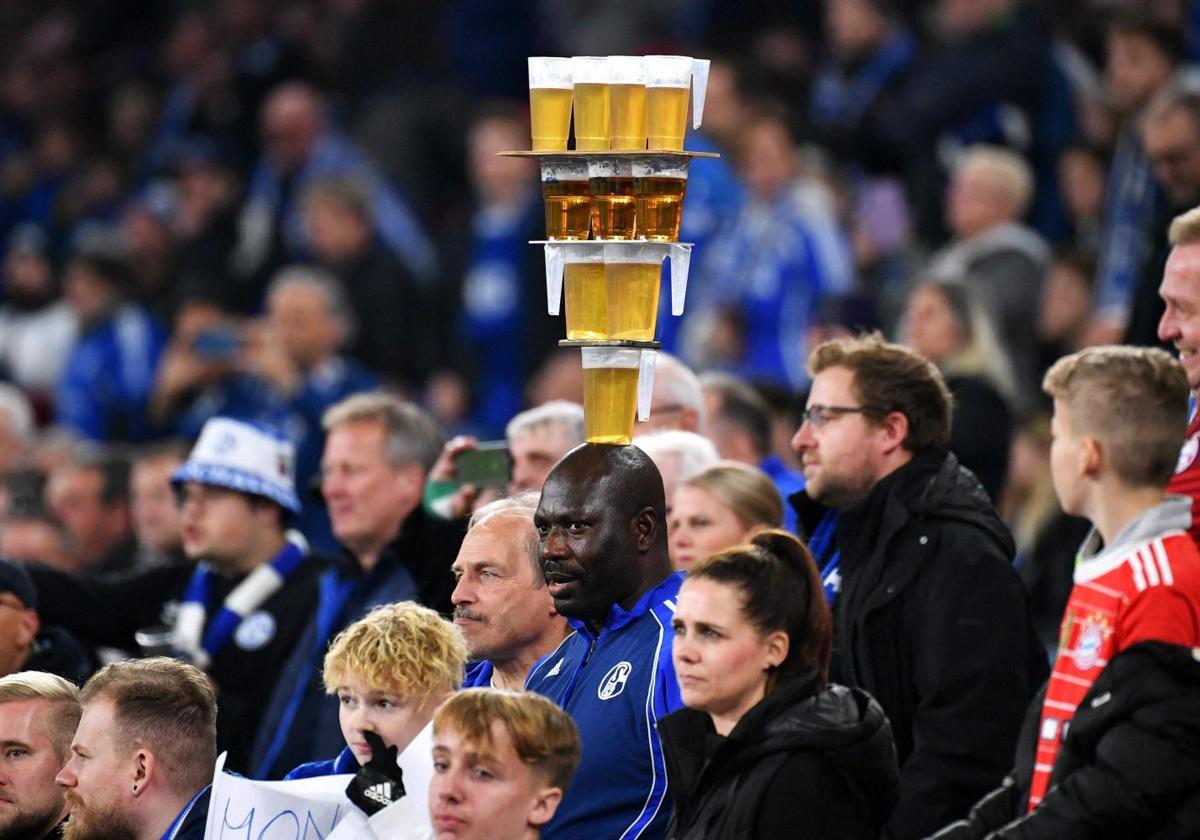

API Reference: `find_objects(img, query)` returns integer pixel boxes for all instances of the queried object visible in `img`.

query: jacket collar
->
[567,571,683,639]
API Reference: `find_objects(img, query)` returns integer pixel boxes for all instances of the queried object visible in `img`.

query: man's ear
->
[632,507,658,552]
[877,410,910,457]
[16,608,38,649]
[1081,436,1102,478]
[131,748,155,795]
[527,786,564,828]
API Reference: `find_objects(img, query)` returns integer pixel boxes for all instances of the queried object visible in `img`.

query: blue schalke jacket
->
[525,572,684,840]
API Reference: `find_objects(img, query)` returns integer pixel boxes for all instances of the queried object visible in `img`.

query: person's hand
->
[429,436,478,482]
[345,730,405,816]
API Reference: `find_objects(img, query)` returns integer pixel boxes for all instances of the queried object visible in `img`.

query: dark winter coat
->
[928,641,1200,839]
[793,449,1048,839]
[660,670,899,839]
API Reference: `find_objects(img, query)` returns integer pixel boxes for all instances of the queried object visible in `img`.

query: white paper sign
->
[204,753,356,840]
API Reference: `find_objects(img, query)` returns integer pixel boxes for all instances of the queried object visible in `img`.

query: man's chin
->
[0,805,66,840]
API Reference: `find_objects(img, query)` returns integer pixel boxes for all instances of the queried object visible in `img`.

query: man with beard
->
[452,494,569,689]
[525,444,683,840]
[56,658,215,840]
[0,672,81,840]
[790,333,1047,837]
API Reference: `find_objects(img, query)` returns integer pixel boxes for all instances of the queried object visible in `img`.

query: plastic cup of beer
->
[528,58,573,151]
[632,155,689,241]
[571,57,612,151]
[541,158,591,240]
[644,56,711,150]
[603,243,664,341]
[582,346,646,445]
[544,242,608,339]
[589,156,636,239]
[608,56,647,151]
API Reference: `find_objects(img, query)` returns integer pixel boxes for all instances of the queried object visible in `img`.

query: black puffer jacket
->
[793,450,1048,839]
[660,670,899,839]
[929,641,1200,839]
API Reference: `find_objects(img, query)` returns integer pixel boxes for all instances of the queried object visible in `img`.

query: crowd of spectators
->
[2,0,1200,838]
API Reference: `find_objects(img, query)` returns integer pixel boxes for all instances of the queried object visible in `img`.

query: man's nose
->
[792,422,815,452]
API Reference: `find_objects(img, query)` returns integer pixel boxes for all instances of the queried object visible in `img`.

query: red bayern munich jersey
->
[1168,410,1200,546]
[1028,529,1200,811]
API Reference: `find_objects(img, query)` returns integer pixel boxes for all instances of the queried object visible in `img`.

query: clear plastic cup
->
[528,57,573,151]
[581,347,657,444]
[602,241,693,338]
[608,56,647,151]
[632,155,690,241]
[589,156,636,239]
[544,242,608,339]
[643,56,711,150]
[541,158,591,240]
[571,57,612,151]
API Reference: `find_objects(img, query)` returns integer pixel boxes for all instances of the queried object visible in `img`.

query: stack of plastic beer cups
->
[524,54,712,444]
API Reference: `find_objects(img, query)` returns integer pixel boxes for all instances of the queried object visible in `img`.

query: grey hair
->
[651,352,706,431]
[266,264,357,346]
[505,401,585,445]
[322,391,445,471]
[467,492,542,585]
[632,429,719,482]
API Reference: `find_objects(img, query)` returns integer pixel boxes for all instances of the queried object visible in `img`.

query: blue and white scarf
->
[174,530,308,668]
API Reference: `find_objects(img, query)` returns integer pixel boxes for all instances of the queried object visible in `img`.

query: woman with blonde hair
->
[668,461,784,571]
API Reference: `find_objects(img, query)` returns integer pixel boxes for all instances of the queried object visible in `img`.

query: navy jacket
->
[526,572,684,840]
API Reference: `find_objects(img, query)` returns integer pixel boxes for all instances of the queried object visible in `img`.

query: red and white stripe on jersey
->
[1027,532,1200,812]
[1128,540,1176,590]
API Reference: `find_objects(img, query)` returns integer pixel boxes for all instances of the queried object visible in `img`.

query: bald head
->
[536,444,672,624]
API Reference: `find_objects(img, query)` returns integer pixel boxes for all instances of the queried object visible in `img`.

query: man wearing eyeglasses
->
[790,333,1047,840]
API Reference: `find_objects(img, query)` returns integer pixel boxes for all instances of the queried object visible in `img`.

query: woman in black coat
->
[662,530,900,839]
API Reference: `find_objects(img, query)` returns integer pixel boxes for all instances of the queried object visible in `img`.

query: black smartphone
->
[456,441,512,488]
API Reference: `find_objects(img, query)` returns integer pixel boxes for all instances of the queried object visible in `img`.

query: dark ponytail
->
[689,529,832,686]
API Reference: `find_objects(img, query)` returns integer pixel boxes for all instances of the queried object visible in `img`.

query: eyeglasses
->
[801,404,877,429]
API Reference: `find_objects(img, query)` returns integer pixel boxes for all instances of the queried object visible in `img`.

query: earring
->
[132,784,138,794]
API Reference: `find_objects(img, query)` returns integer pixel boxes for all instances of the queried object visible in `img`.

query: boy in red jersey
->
[929,345,1200,838]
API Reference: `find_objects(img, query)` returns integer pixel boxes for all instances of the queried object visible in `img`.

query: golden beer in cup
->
[608,56,647,151]
[632,156,689,241]
[643,56,710,151]
[606,263,661,340]
[582,347,642,445]
[588,157,636,239]
[645,86,689,150]
[564,261,608,339]
[541,159,591,240]
[604,242,663,341]
[528,58,573,151]
[571,57,611,151]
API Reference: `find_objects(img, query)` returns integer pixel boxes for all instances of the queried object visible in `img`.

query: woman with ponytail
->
[661,530,899,839]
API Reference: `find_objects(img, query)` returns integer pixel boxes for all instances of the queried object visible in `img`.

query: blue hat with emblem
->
[171,417,301,513]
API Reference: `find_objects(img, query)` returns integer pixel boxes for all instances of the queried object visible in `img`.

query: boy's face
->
[429,720,561,840]
[336,676,442,765]
[1049,399,1088,517]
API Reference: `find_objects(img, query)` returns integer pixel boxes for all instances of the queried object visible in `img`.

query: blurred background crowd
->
[0,0,1196,643]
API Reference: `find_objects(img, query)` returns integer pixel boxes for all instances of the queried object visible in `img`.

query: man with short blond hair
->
[0,672,80,840]
[430,688,581,840]
[57,658,215,840]
[251,391,464,778]
[791,332,1046,837]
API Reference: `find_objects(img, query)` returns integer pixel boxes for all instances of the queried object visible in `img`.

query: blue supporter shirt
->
[525,572,684,840]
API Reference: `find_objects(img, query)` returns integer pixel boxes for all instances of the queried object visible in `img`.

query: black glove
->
[345,730,406,816]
